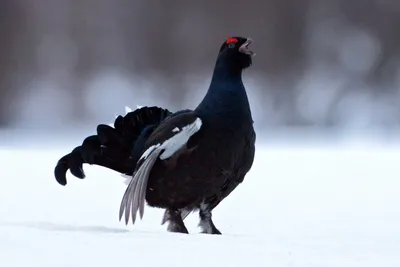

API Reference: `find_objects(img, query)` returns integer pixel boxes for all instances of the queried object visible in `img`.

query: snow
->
[0,136,399,267]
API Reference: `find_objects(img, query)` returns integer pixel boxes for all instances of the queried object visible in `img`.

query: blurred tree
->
[0,1,23,126]
[1,0,400,128]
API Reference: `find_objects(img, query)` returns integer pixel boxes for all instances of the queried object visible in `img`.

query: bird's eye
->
[225,37,238,49]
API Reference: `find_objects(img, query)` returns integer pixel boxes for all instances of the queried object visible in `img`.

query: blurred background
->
[1,0,400,145]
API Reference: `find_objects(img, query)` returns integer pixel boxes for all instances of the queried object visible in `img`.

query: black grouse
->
[54,36,256,234]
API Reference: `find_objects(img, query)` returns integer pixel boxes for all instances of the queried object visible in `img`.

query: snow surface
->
[0,138,399,267]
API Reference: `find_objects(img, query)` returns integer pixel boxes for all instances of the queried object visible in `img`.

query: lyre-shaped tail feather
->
[119,147,162,225]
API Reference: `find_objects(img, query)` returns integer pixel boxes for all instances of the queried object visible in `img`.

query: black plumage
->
[54,106,172,185]
[54,36,256,235]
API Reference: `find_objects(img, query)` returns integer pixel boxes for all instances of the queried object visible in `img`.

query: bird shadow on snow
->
[0,221,253,238]
[0,221,130,234]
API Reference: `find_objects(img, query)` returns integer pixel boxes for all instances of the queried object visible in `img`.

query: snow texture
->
[0,139,399,267]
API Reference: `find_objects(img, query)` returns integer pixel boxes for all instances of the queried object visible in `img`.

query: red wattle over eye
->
[226,38,239,44]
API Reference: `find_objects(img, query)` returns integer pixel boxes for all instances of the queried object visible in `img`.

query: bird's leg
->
[162,209,189,234]
[198,204,222,235]
[162,208,193,224]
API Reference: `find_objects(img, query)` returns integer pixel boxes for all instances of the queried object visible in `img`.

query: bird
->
[54,36,256,235]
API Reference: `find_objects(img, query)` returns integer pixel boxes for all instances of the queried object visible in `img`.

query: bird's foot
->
[162,209,189,234]
[199,221,222,235]
[198,208,222,235]
[167,221,189,234]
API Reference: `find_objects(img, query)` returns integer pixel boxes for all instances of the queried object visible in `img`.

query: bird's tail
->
[54,106,172,186]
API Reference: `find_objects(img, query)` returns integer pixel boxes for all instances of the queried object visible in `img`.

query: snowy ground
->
[0,133,399,267]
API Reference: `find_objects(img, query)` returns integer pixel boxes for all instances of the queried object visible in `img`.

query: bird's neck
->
[210,57,243,82]
[195,59,252,125]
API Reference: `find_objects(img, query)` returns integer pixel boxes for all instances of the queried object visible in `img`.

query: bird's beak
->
[239,38,255,56]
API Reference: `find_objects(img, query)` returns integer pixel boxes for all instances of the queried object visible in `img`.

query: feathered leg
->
[161,207,193,225]
[198,204,221,235]
[162,209,189,234]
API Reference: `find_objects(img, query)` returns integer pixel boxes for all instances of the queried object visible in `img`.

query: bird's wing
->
[119,111,203,225]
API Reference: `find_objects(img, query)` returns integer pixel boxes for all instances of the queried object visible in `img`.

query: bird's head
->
[217,36,255,69]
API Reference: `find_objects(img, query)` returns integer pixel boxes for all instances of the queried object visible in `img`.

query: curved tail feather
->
[119,146,163,225]
[54,106,172,186]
